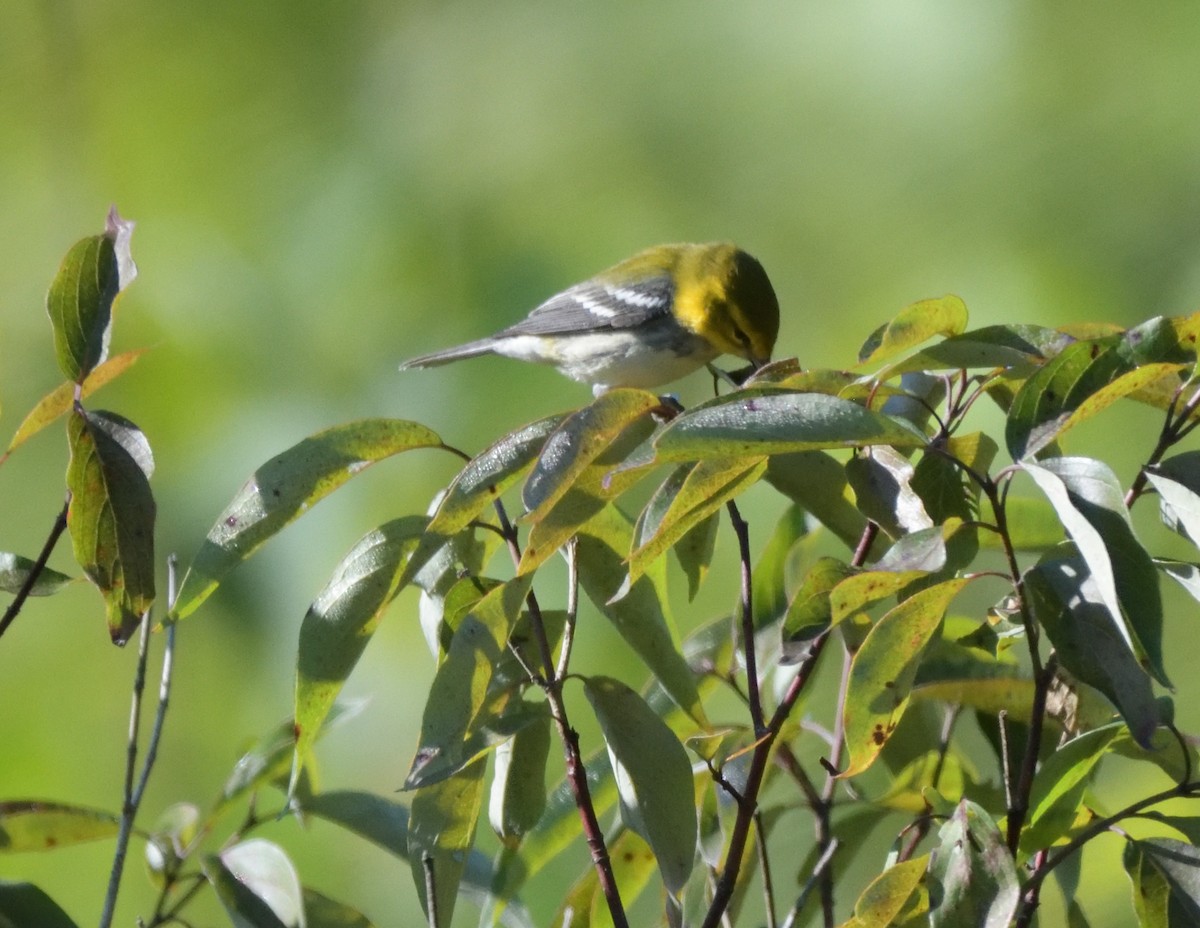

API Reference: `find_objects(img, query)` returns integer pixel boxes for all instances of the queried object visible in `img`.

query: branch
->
[0,497,69,640]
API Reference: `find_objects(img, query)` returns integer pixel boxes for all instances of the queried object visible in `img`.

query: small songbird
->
[400,242,780,395]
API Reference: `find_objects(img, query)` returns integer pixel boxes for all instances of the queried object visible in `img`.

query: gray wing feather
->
[498,275,674,337]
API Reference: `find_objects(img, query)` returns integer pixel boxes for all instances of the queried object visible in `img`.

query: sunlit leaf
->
[857,295,969,367]
[66,408,155,643]
[846,446,933,539]
[584,676,697,896]
[428,413,566,536]
[1024,458,1167,687]
[206,839,302,928]
[842,578,971,777]
[551,828,658,928]
[1019,724,1121,857]
[3,349,147,462]
[0,801,120,852]
[45,208,136,383]
[782,556,855,662]
[173,419,442,621]
[292,517,429,797]
[882,323,1068,377]
[928,800,1018,928]
[1146,452,1200,545]
[842,855,929,927]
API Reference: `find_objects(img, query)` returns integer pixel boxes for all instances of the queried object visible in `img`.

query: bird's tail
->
[399,338,500,370]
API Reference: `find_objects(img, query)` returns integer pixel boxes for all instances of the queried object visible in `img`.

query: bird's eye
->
[733,326,752,349]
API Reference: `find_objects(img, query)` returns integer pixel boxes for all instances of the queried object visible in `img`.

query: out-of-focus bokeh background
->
[3,3,1200,925]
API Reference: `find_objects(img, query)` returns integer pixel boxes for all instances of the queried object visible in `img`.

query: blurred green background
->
[3,2,1200,925]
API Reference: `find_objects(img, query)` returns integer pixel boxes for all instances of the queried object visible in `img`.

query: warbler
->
[399,242,780,395]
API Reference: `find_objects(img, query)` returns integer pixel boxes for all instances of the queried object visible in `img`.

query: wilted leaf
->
[173,419,441,621]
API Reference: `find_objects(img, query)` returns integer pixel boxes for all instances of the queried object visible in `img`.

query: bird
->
[399,242,780,396]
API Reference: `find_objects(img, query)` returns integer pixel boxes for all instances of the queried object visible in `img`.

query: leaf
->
[911,432,997,525]
[846,446,933,539]
[882,323,1069,377]
[551,828,660,928]
[766,451,867,552]
[292,517,429,796]
[45,208,136,383]
[1019,724,1121,857]
[404,576,534,789]
[583,676,697,896]
[0,882,80,928]
[1126,839,1174,928]
[66,408,156,643]
[302,888,376,928]
[408,757,487,928]
[842,578,971,777]
[653,392,927,463]
[782,556,855,662]
[172,419,441,621]
[3,349,147,461]
[1146,452,1200,545]
[1026,558,1158,747]
[625,457,767,586]
[1128,839,1200,923]
[427,413,567,536]
[675,509,719,601]
[927,800,1018,928]
[1024,457,1167,686]
[979,496,1064,552]
[752,504,809,631]
[1006,337,1174,460]
[842,855,930,927]
[0,554,73,597]
[300,791,538,928]
[857,294,969,366]
[1156,558,1200,605]
[489,714,552,845]
[206,839,302,928]
[0,801,120,852]
[576,506,706,724]
[521,389,661,520]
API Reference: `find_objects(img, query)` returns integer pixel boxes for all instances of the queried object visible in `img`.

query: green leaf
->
[45,208,136,383]
[653,392,927,462]
[1156,558,1200,604]
[1024,458,1167,687]
[858,295,969,366]
[1126,839,1174,928]
[408,757,487,928]
[489,714,552,845]
[66,408,156,644]
[782,556,855,661]
[912,432,997,525]
[576,506,706,724]
[427,413,567,536]
[927,800,1018,928]
[626,457,767,586]
[674,509,719,601]
[752,504,809,631]
[302,888,377,928]
[405,576,534,789]
[766,450,868,552]
[292,517,429,797]
[842,578,971,777]
[843,855,930,927]
[1128,839,1200,923]
[173,419,441,621]
[0,801,120,852]
[1006,336,1174,460]
[551,828,660,928]
[1026,559,1158,747]
[583,676,697,896]
[205,839,301,928]
[0,554,73,597]
[3,349,147,461]
[0,882,80,928]
[1019,724,1121,857]
[881,323,1068,377]
[521,389,661,520]
[979,496,1064,552]
[1147,452,1200,545]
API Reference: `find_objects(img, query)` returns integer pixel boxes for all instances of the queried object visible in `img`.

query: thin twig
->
[555,538,579,684]
[726,500,764,733]
[780,839,839,928]
[0,497,69,639]
[423,854,440,928]
[755,809,778,928]
[490,497,628,928]
[815,645,853,927]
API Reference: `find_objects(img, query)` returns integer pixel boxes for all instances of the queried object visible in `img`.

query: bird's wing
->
[499,273,675,337]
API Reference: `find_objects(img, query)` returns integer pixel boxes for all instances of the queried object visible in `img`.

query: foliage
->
[4,214,1200,927]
